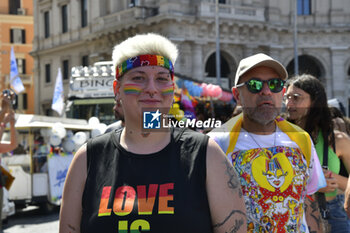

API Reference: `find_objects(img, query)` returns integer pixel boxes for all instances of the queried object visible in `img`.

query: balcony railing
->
[5,74,33,85]
[197,2,265,22]
[101,6,159,30]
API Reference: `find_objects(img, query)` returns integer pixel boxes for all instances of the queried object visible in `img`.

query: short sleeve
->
[306,142,327,194]
[207,132,229,155]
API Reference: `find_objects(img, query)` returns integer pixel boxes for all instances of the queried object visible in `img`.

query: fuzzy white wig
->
[112,33,178,69]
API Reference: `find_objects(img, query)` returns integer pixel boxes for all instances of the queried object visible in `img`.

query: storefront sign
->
[69,76,114,98]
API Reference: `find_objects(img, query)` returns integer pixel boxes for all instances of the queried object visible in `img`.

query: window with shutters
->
[22,93,27,110]
[297,0,311,15]
[10,28,25,44]
[16,59,26,74]
[9,0,21,15]
[44,11,50,38]
[82,55,89,67]
[129,0,136,7]
[62,5,68,33]
[81,0,88,27]
[45,64,51,83]
[63,60,69,80]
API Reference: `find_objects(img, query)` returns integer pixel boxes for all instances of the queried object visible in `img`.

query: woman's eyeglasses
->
[236,78,285,94]
[283,93,304,103]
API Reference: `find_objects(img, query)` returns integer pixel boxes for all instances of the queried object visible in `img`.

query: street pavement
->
[3,206,59,233]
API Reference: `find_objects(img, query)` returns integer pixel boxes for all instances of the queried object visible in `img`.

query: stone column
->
[243,45,257,59]
[70,0,80,38]
[269,45,282,59]
[192,43,203,81]
[52,3,59,45]
[33,58,41,114]
[33,0,41,114]
[269,45,284,67]
[110,0,119,13]
[330,46,348,115]
[90,0,100,19]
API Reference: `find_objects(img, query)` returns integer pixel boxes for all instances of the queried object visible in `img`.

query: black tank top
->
[80,128,213,233]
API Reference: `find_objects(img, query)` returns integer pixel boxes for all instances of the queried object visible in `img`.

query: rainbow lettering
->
[113,186,136,216]
[97,183,174,231]
[130,219,150,232]
[98,186,112,217]
[118,220,128,233]
[158,183,174,214]
[137,184,158,215]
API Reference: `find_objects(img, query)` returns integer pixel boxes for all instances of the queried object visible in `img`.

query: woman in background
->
[285,74,350,232]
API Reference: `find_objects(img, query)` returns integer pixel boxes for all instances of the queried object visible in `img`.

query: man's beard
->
[243,105,281,126]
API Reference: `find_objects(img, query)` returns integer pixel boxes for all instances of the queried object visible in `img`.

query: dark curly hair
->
[286,74,334,145]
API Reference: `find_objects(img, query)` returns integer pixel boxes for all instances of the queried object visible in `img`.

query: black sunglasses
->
[236,78,285,94]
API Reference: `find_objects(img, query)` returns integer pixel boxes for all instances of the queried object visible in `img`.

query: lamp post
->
[293,0,299,75]
[215,0,221,86]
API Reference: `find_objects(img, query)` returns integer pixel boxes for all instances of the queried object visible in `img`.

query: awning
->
[73,98,114,105]
[14,114,94,130]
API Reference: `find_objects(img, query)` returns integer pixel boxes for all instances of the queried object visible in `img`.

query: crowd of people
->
[57,33,350,233]
[0,32,346,233]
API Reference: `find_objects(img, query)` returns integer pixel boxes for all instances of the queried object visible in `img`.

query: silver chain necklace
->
[245,129,277,149]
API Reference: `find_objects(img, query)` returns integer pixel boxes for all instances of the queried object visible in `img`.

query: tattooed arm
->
[59,144,87,233]
[304,195,324,233]
[206,138,247,233]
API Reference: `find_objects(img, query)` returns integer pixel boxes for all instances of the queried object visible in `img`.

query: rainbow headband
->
[115,54,174,80]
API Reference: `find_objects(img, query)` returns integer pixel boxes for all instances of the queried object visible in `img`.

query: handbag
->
[0,165,15,190]
[315,132,334,233]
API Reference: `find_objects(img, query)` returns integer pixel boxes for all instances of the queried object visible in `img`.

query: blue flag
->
[51,68,64,115]
[10,47,25,93]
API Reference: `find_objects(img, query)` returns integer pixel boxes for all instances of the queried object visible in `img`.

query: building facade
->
[0,0,34,113]
[32,0,350,117]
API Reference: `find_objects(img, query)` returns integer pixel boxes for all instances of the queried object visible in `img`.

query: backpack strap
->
[322,131,329,168]
[316,131,330,219]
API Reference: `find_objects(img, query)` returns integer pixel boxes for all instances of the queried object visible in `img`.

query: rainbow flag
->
[181,88,197,111]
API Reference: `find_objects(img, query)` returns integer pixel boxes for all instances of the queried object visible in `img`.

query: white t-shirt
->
[209,126,326,233]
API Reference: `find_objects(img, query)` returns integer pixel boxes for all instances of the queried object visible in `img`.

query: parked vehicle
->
[2,114,93,211]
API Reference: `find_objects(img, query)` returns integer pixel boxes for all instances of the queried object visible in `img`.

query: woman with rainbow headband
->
[59,33,246,233]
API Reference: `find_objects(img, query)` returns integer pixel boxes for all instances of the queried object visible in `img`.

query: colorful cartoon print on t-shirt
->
[232,146,309,233]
